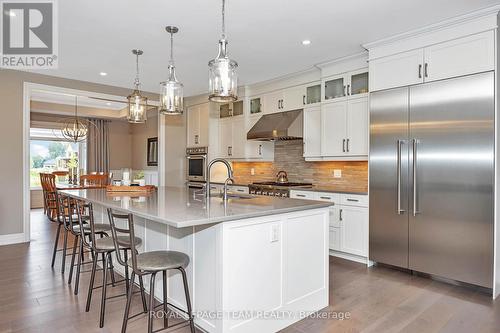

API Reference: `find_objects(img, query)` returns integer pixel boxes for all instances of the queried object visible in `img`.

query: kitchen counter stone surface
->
[212,182,368,195]
[60,186,332,228]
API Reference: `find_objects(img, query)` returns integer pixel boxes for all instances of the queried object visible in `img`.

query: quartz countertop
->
[60,186,332,229]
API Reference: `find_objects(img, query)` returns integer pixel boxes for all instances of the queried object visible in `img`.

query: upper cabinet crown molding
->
[316,52,368,78]
[364,5,499,61]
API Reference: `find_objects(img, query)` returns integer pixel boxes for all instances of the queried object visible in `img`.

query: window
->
[30,127,87,188]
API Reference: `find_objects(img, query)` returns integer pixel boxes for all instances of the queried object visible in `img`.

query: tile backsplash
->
[232,140,368,193]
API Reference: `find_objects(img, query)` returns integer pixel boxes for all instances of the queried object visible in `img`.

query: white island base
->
[95,205,330,333]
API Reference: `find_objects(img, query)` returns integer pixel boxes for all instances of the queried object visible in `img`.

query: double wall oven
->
[186,147,207,186]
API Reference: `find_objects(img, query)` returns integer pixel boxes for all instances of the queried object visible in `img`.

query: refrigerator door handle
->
[397,139,405,214]
[412,138,419,216]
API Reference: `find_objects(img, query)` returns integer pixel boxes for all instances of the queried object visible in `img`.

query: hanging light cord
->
[169,31,174,66]
[221,0,226,40]
[74,96,79,120]
[134,53,140,88]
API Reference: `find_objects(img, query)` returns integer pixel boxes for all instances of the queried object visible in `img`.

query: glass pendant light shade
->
[159,26,184,115]
[208,0,238,102]
[208,39,238,102]
[127,49,148,123]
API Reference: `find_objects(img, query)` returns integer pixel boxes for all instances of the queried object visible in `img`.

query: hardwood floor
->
[1,210,499,333]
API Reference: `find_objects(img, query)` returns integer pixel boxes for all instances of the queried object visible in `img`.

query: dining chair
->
[80,174,109,187]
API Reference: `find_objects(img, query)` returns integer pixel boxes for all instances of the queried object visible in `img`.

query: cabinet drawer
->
[314,192,340,204]
[229,185,249,194]
[340,194,368,207]
[290,190,315,200]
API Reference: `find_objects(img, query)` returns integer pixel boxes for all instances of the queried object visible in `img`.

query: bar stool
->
[57,193,112,295]
[107,209,196,333]
[77,201,148,328]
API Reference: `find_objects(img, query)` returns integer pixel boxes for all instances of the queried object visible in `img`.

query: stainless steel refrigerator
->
[369,71,494,288]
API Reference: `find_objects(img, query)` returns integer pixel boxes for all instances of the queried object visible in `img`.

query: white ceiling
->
[30,90,127,110]
[33,0,500,96]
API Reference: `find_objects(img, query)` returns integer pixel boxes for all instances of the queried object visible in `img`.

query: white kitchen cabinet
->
[218,118,232,158]
[263,91,283,114]
[187,103,209,147]
[305,82,321,105]
[329,227,342,252]
[231,116,246,158]
[321,100,347,156]
[303,106,322,158]
[322,69,369,102]
[289,190,368,264]
[339,206,368,257]
[282,85,306,111]
[423,31,494,83]
[369,31,495,91]
[369,49,424,92]
[346,97,368,156]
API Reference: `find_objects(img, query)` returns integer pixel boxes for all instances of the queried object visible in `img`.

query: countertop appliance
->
[369,72,494,288]
[276,171,288,184]
[186,147,208,183]
[249,181,312,197]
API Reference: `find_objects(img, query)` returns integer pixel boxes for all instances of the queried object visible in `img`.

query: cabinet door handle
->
[424,63,428,78]
[258,144,262,156]
[347,84,351,96]
[343,85,346,96]
[418,64,422,78]
[303,95,306,105]
[320,196,331,200]
[339,209,343,221]
[346,138,350,152]
[342,139,346,152]
[281,99,284,109]
[194,135,199,145]
[346,198,359,202]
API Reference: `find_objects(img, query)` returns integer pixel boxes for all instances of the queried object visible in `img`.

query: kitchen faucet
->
[206,158,233,201]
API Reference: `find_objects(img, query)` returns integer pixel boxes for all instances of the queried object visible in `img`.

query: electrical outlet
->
[333,169,342,178]
[270,224,279,242]
[250,168,255,176]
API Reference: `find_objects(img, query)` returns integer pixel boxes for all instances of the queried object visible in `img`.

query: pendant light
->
[159,26,184,115]
[59,96,93,143]
[208,0,238,102]
[127,49,148,123]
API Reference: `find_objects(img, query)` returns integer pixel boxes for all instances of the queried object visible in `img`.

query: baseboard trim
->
[0,233,27,246]
[329,250,369,266]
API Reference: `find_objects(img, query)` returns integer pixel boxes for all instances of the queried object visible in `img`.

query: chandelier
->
[159,26,184,115]
[58,96,94,143]
[208,0,238,102]
[127,49,148,123]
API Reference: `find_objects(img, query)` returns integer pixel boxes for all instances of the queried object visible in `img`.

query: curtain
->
[87,118,110,173]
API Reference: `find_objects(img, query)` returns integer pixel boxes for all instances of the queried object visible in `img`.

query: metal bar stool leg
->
[74,236,84,295]
[51,223,62,268]
[148,272,157,333]
[109,254,116,287]
[61,228,68,274]
[121,271,135,333]
[85,250,98,312]
[139,274,148,313]
[99,252,110,328]
[162,270,168,328]
[180,267,195,333]
[68,235,78,284]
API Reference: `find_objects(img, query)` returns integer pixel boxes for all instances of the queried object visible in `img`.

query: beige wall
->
[109,120,133,170]
[0,69,157,236]
[131,115,158,171]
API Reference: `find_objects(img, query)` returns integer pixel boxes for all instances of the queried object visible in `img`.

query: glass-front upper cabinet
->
[305,83,321,105]
[219,100,244,118]
[324,75,346,101]
[250,97,262,115]
[350,71,369,96]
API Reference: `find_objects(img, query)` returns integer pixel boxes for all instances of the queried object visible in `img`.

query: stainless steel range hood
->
[247,109,303,141]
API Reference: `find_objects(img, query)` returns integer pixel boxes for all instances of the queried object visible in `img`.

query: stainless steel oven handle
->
[412,138,419,216]
[397,139,404,214]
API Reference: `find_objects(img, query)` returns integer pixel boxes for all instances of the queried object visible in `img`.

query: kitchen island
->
[61,186,331,333]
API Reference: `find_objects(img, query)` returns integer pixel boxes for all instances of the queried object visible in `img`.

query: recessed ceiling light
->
[106,102,111,106]
[302,40,311,46]
[99,72,107,76]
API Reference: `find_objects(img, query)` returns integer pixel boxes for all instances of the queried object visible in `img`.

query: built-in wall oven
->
[186,147,208,183]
